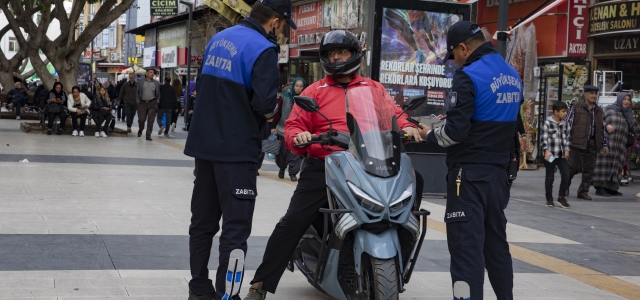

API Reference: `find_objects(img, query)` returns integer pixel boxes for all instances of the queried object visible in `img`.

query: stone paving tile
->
[0,278,54,289]
[54,277,187,288]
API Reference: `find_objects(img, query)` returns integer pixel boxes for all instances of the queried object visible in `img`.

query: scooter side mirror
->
[294,96,320,112]
[403,95,427,111]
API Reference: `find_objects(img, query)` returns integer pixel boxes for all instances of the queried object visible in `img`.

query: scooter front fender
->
[353,228,402,275]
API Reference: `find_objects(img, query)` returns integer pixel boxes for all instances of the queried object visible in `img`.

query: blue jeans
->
[12,97,27,116]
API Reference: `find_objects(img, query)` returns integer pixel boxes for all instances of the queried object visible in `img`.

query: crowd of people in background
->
[4,69,193,140]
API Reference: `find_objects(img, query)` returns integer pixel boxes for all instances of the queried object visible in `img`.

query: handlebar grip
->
[295,134,324,147]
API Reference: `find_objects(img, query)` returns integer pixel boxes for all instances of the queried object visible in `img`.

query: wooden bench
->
[0,91,40,120]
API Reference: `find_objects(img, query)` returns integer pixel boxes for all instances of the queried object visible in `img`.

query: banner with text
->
[589,1,640,36]
[379,8,461,117]
[151,0,178,16]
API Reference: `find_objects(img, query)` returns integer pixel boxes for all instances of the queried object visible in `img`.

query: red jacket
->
[284,75,416,159]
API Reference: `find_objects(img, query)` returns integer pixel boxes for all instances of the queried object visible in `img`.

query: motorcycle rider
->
[244,30,424,300]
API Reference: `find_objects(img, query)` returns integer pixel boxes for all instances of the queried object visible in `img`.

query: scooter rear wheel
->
[361,256,399,300]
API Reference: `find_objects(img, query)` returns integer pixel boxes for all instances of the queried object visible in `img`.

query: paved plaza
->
[0,116,639,299]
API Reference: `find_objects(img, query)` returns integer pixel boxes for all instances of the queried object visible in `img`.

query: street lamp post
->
[497,0,509,59]
[180,0,193,131]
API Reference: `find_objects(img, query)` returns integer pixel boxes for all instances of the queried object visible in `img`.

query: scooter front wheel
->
[361,255,399,300]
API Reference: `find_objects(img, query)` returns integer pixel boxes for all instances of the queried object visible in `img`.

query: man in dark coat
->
[157,77,178,137]
[566,85,609,200]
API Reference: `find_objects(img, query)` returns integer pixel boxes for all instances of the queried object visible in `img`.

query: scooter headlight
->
[347,181,384,213]
[389,183,413,213]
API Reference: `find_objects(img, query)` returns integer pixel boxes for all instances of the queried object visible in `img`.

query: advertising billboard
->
[377,8,463,117]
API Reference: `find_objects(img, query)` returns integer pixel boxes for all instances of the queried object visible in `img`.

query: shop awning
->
[493,0,567,38]
[126,7,214,35]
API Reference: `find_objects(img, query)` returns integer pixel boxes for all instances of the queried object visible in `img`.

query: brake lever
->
[406,117,424,129]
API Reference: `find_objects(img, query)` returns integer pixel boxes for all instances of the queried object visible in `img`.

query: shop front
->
[289,0,326,86]
[157,22,188,82]
[589,0,640,93]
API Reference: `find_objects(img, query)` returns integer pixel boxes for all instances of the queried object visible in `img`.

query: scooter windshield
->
[346,85,402,178]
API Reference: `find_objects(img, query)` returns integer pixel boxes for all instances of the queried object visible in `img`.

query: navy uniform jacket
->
[427,42,522,167]
[184,18,279,163]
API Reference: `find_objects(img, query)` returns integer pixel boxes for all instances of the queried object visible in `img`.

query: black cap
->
[445,21,482,61]
[583,85,599,92]
[257,0,297,30]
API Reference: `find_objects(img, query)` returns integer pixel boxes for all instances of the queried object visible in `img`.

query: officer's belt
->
[453,162,507,172]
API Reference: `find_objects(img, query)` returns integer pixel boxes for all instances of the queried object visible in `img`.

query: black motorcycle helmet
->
[319,30,363,79]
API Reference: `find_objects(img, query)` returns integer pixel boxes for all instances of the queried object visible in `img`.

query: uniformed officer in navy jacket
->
[419,21,522,300]
[183,0,296,299]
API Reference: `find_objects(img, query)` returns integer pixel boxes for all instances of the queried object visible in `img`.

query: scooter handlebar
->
[294,134,325,148]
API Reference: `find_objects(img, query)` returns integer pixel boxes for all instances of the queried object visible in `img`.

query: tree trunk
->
[30,53,57,91]
[54,57,79,95]
[0,73,15,93]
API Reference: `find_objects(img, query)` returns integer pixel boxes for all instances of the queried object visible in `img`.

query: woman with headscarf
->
[593,92,640,196]
[271,77,306,181]
[46,82,70,135]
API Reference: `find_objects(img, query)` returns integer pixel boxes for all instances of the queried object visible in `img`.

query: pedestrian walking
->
[541,101,571,208]
[567,85,609,200]
[419,21,521,300]
[170,78,183,132]
[182,0,294,298]
[593,92,640,196]
[136,69,161,141]
[118,74,139,134]
[157,77,178,137]
[271,77,305,181]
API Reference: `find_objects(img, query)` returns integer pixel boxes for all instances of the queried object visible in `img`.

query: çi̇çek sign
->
[589,1,640,36]
[151,0,178,16]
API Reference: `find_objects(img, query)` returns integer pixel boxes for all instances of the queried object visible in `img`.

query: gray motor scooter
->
[289,87,431,300]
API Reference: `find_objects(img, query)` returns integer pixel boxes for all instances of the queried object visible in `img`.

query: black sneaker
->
[290,174,298,182]
[138,129,143,137]
[278,169,285,179]
[47,129,52,135]
[188,290,215,300]
[56,129,63,135]
[595,188,610,197]
[558,197,570,208]
[609,191,623,196]
[546,198,555,207]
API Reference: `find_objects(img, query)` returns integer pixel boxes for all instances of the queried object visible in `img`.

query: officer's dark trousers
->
[568,139,598,195]
[445,164,513,300]
[189,158,258,299]
[251,158,425,294]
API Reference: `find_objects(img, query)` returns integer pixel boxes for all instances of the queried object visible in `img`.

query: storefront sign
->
[377,8,460,117]
[568,0,588,56]
[594,36,640,54]
[279,45,289,64]
[150,0,178,16]
[204,0,242,24]
[143,47,156,67]
[221,0,251,17]
[160,46,178,68]
[290,1,323,46]
[158,23,187,48]
[191,55,203,64]
[589,1,640,36]
[175,68,198,76]
[486,0,530,7]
